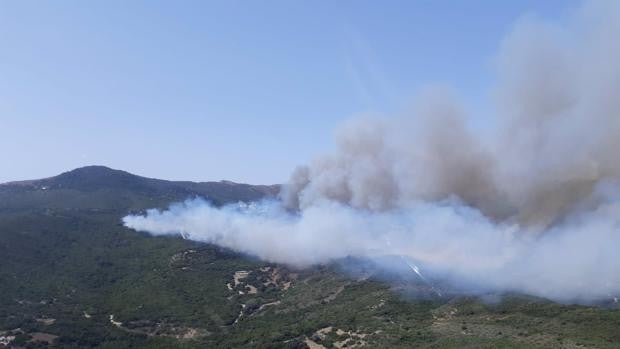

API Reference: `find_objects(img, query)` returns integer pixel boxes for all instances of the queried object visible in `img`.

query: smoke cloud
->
[124,1,620,303]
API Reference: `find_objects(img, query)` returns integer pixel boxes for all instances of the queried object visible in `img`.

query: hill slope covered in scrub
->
[1,167,619,349]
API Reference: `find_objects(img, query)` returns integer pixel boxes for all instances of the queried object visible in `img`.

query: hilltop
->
[0,166,279,211]
[0,167,619,348]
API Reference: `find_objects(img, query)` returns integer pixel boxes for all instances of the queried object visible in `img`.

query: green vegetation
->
[1,166,619,348]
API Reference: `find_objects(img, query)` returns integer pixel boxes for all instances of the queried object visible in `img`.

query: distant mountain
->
[0,166,279,211]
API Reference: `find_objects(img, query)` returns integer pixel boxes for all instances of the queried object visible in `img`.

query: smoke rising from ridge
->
[124,1,620,302]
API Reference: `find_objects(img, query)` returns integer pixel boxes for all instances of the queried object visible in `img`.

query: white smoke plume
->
[124,1,620,302]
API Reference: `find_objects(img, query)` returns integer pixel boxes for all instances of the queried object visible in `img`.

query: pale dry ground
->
[30,332,58,344]
[233,270,251,294]
[109,314,122,327]
[304,338,326,349]
[35,317,56,326]
[261,266,296,290]
[245,284,258,294]
[229,267,297,296]
[305,326,373,349]
[233,270,249,286]
[256,300,281,313]
[233,304,246,325]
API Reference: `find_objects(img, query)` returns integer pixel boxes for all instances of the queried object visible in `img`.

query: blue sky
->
[1,0,579,184]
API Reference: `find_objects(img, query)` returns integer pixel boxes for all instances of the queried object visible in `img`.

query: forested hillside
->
[1,167,619,349]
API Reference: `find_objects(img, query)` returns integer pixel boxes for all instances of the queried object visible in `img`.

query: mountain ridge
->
[0,166,280,211]
[1,165,279,191]
[1,166,620,348]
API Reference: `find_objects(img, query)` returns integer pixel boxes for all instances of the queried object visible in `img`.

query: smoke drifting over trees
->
[124,1,620,303]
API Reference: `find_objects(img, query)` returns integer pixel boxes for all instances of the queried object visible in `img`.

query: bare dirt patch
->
[35,317,56,325]
[304,338,327,349]
[30,332,58,344]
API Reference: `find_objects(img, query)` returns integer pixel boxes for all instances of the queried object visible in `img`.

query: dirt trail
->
[233,304,246,324]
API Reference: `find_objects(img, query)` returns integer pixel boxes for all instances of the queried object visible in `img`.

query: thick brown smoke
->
[125,1,620,303]
[282,0,620,229]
